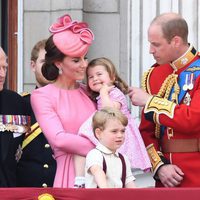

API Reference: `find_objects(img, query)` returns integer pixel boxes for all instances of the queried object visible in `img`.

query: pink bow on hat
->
[49,14,77,33]
[49,14,94,45]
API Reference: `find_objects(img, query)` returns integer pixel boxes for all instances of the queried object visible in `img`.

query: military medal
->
[183,74,189,91]
[188,73,194,90]
[183,73,194,91]
[183,92,191,105]
[188,83,193,90]
[15,144,23,162]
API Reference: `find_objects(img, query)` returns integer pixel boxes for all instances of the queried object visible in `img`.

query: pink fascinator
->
[49,14,94,57]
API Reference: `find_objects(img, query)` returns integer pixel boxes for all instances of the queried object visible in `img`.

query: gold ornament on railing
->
[38,193,55,200]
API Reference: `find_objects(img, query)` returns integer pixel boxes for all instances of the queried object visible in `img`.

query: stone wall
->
[23,0,127,92]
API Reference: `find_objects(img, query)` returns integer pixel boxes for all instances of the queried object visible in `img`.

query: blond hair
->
[92,107,128,138]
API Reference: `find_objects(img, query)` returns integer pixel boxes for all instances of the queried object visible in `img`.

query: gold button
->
[45,144,50,148]
[43,164,49,168]
[42,183,47,187]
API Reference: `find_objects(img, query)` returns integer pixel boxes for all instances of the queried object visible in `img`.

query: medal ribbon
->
[0,115,30,125]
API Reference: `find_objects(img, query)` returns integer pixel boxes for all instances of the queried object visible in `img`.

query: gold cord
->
[154,72,179,138]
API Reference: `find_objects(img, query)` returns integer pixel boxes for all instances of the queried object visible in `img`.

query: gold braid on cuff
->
[147,144,164,173]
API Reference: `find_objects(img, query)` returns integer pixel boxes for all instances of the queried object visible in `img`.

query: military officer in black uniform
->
[16,40,56,187]
[0,46,30,187]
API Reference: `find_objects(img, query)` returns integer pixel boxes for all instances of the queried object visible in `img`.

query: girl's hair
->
[86,57,129,100]
[92,107,128,138]
[42,35,66,81]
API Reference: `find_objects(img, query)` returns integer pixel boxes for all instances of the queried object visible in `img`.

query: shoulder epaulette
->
[20,91,30,97]
[141,67,154,94]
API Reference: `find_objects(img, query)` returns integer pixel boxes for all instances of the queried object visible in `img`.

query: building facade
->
[1,0,199,188]
[20,0,200,120]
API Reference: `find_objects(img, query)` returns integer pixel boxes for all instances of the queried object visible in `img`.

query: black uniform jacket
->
[16,92,56,187]
[0,89,30,187]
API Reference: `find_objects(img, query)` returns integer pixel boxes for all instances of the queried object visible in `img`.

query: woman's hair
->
[92,107,128,138]
[86,57,129,100]
[42,36,65,81]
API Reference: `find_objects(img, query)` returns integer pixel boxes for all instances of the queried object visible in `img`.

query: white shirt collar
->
[96,142,119,157]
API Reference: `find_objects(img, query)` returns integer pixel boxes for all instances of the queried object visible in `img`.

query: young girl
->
[73,57,151,187]
[85,107,136,188]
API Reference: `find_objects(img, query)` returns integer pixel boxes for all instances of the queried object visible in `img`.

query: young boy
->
[85,107,136,188]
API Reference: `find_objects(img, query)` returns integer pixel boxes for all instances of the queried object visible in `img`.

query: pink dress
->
[78,87,151,171]
[31,83,96,188]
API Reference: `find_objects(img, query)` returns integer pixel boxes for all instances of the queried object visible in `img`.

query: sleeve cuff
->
[147,144,170,176]
[144,96,176,119]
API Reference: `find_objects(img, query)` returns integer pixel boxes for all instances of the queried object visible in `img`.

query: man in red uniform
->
[129,12,200,187]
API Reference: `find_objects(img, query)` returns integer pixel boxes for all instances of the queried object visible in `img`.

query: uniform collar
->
[96,143,119,157]
[170,44,197,71]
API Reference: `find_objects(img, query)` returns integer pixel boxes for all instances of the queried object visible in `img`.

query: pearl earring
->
[59,68,63,75]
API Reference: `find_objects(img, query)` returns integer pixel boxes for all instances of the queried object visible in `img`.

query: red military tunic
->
[140,45,200,187]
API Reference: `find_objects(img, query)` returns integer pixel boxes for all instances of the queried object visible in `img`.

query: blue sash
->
[160,59,200,137]
[169,59,200,103]
[178,59,200,102]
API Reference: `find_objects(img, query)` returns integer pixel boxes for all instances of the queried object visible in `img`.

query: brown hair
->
[151,13,188,43]
[86,57,129,100]
[31,39,47,62]
[92,107,128,138]
[42,36,65,81]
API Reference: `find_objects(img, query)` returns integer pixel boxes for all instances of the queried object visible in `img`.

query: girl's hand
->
[99,84,121,109]
[100,83,114,95]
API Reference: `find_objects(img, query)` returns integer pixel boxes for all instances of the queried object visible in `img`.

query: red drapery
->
[0,188,200,200]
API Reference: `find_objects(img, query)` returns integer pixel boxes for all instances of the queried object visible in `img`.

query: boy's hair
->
[92,107,128,138]
[86,57,129,100]
[31,39,47,62]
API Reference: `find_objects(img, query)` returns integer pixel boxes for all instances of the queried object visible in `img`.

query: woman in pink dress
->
[31,14,96,188]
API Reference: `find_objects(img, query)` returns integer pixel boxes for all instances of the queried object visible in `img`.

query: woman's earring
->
[59,68,63,75]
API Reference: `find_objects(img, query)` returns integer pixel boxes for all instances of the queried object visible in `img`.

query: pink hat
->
[49,14,94,57]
